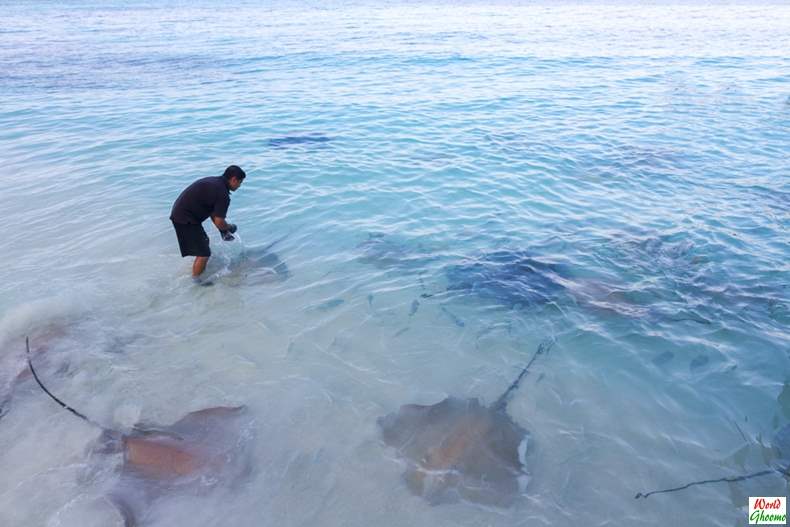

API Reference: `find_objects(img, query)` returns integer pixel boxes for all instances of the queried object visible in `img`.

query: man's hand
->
[211,215,235,231]
[212,216,237,241]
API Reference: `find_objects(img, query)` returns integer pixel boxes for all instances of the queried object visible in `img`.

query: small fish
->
[652,351,674,366]
[440,305,465,328]
[393,327,410,338]
[666,313,711,325]
[267,134,331,148]
[409,300,420,317]
[318,298,344,311]
[689,355,709,371]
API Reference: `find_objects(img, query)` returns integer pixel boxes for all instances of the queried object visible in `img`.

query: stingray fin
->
[107,493,138,527]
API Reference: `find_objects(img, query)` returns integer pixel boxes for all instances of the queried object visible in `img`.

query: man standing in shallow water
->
[170,165,245,282]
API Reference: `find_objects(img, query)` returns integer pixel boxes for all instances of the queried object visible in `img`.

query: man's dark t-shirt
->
[170,176,231,225]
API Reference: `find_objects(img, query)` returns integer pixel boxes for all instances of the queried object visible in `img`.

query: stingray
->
[635,423,790,499]
[222,239,290,286]
[592,230,708,303]
[267,134,331,148]
[440,248,699,324]
[443,250,569,308]
[378,339,553,507]
[25,338,252,526]
[356,233,438,270]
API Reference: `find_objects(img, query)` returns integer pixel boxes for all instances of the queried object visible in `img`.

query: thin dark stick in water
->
[635,466,790,499]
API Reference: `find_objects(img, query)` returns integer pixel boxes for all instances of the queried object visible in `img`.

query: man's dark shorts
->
[172,222,211,257]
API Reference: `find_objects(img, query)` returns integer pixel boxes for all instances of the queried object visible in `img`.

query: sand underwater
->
[1,1,789,526]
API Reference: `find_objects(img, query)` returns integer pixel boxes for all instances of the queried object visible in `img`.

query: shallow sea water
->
[1,1,789,526]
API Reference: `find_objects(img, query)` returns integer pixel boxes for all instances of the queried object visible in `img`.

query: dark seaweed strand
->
[493,338,555,411]
[26,336,96,425]
[634,465,790,499]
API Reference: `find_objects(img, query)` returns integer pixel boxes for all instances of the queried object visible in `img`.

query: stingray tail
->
[260,234,287,253]
[493,337,555,412]
[634,465,790,499]
[26,336,100,428]
[107,493,138,527]
[259,229,294,254]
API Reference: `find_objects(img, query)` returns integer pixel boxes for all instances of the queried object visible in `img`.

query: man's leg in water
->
[192,256,209,277]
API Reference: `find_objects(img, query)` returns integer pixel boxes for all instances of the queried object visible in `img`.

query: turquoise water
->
[1,1,788,525]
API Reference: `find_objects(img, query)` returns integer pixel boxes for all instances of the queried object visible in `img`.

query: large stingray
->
[440,249,698,324]
[25,338,252,527]
[356,233,437,270]
[443,250,569,308]
[378,339,553,507]
[97,405,251,526]
[221,240,290,287]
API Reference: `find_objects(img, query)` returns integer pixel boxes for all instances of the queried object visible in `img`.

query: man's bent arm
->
[211,215,232,231]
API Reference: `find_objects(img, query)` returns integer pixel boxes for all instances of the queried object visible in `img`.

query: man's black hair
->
[223,165,246,181]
